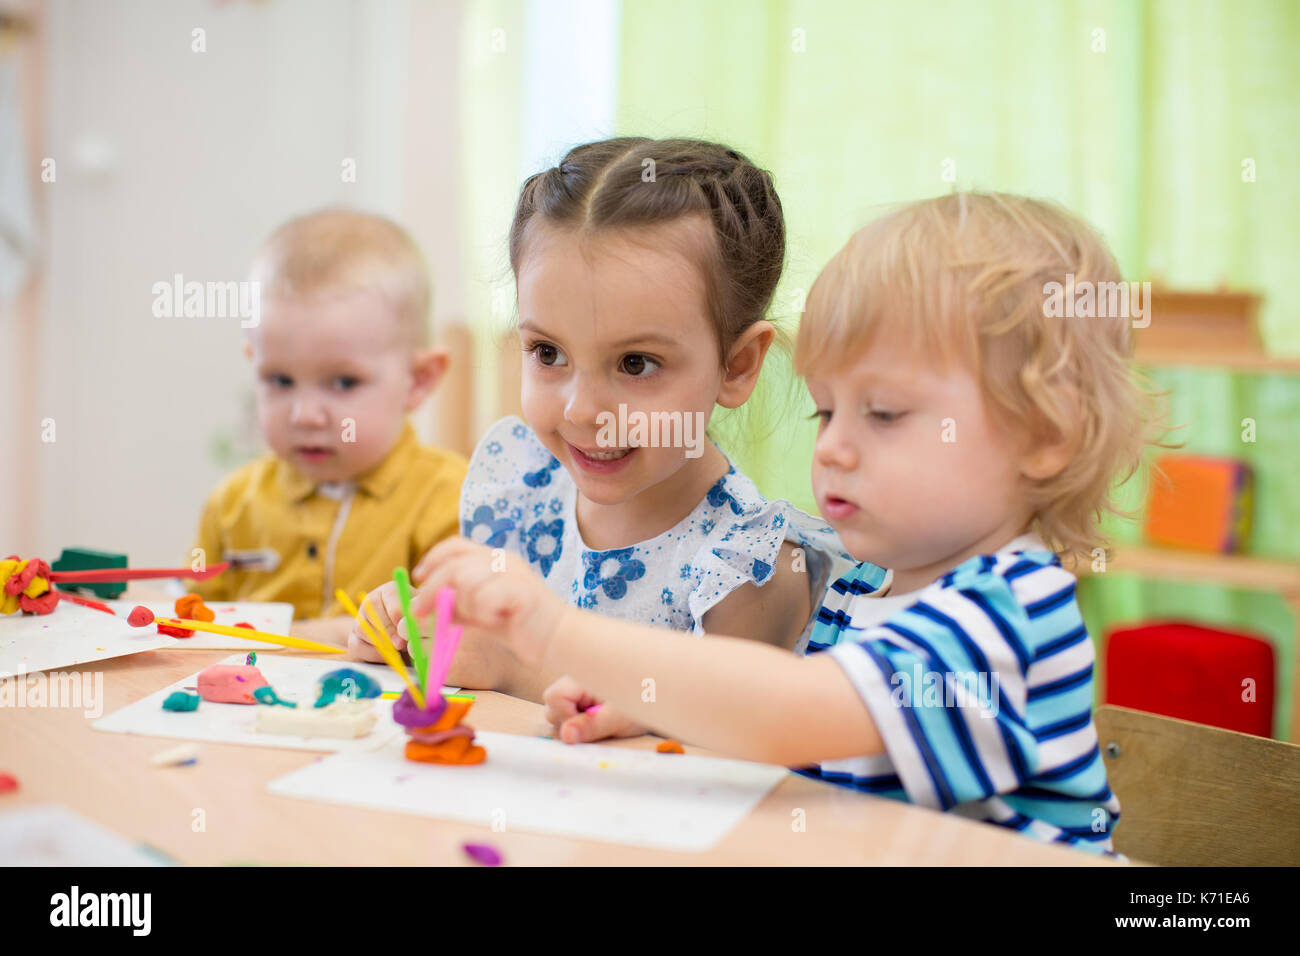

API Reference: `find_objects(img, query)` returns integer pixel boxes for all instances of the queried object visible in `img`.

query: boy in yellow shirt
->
[187,209,467,643]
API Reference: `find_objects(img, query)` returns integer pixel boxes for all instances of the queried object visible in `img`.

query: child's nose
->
[562,376,608,428]
[290,395,331,428]
[814,419,858,470]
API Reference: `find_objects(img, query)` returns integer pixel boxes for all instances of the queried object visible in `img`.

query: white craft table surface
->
[3,596,1112,866]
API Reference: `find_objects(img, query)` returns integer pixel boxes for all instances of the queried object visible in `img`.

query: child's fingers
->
[542,676,593,727]
[368,582,406,652]
[412,537,471,584]
[558,706,640,745]
[420,556,519,629]
[346,629,385,662]
[412,539,497,614]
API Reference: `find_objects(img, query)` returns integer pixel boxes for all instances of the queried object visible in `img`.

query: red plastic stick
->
[53,590,117,615]
[48,561,229,583]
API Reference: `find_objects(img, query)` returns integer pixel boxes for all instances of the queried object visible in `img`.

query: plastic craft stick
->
[428,589,464,691]
[392,568,426,693]
[50,561,230,583]
[335,589,425,709]
[53,590,117,614]
[151,617,345,654]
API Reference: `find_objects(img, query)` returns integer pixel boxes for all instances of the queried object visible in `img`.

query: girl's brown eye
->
[620,354,657,376]
[536,345,558,365]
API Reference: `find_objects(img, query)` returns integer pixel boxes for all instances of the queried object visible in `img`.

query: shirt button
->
[307,543,318,559]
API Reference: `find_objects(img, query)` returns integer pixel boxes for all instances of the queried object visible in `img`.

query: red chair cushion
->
[1105,622,1275,737]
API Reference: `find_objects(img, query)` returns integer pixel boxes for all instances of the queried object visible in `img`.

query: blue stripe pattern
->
[807,543,1121,855]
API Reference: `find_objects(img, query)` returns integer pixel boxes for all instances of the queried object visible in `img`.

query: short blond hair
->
[796,192,1156,561]
[250,208,431,346]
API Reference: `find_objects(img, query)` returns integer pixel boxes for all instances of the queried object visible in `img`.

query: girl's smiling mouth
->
[567,441,636,473]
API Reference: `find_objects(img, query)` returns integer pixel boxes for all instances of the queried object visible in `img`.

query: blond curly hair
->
[796,192,1159,561]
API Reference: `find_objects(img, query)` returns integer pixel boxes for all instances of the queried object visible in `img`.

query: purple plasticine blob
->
[462,842,502,866]
[391,687,447,728]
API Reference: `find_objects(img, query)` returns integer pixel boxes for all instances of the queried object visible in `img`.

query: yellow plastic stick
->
[335,589,425,709]
[153,617,345,654]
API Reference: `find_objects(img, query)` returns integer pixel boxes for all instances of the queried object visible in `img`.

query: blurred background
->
[2,0,1297,736]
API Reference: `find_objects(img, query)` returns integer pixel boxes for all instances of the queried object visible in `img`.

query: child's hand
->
[543,676,648,744]
[413,537,566,667]
[345,581,409,663]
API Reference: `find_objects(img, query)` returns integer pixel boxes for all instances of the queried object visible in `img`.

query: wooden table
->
[3,647,1113,866]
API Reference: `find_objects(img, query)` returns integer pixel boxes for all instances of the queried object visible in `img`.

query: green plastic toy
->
[50,548,129,599]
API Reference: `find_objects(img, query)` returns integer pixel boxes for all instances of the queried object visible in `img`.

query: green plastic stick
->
[392,568,427,693]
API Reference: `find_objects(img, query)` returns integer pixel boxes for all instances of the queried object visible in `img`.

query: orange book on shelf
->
[1144,455,1253,553]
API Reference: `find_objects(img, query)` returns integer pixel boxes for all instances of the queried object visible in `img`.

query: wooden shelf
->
[1136,350,1300,374]
[1079,544,1300,741]
[1079,545,1300,594]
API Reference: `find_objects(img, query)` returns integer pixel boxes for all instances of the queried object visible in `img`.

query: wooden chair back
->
[1095,704,1300,865]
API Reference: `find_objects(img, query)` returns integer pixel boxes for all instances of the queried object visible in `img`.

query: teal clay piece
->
[253,686,296,707]
[162,691,200,712]
[315,668,383,708]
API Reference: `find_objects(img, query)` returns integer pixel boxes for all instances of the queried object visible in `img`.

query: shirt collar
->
[279,421,418,503]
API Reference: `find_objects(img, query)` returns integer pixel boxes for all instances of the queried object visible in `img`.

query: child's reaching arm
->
[414,538,884,766]
[346,578,561,701]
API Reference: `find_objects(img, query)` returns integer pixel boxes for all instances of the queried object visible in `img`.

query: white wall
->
[19,0,460,566]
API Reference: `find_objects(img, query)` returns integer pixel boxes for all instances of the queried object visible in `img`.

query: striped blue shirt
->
[798,535,1120,855]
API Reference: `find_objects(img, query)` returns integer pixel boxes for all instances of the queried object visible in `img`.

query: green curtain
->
[461,0,1300,737]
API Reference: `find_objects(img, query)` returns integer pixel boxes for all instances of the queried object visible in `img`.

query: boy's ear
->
[405,347,450,412]
[717,321,775,409]
[1017,392,1080,482]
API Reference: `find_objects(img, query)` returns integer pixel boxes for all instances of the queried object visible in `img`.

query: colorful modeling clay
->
[127,605,155,627]
[175,593,215,622]
[161,691,200,712]
[253,698,377,738]
[0,557,57,616]
[252,686,296,707]
[391,687,447,728]
[160,593,215,637]
[399,694,486,765]
[196,664,269,704]
[462,843,502,866]
[314,668,383,707]
[0,772,19,794]
[656,739,685,754]
[151,744,198,767]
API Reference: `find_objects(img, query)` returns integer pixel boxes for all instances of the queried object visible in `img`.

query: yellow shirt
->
[189,423,467,619]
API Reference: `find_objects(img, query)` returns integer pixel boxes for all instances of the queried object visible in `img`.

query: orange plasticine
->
[403,697,486,765]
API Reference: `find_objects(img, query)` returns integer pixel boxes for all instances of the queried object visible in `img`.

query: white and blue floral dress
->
[459,416,861,652]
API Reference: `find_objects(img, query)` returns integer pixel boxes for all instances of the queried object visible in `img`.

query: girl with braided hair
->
[351,138,879,742]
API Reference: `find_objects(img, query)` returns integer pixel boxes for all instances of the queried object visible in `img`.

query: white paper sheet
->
[267,732,787,851]
[0,805,170,866]
[93,653,459,753]
[0,601,295,678]
[0,601,171,679]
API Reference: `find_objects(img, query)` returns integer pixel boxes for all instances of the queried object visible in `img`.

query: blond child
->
[188,210,467,644]
[416,192,1153,854]
[350,138,870,731]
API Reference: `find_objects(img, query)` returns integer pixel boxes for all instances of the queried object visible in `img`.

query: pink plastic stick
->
[428,588,457,689]
[429,625,464,692]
